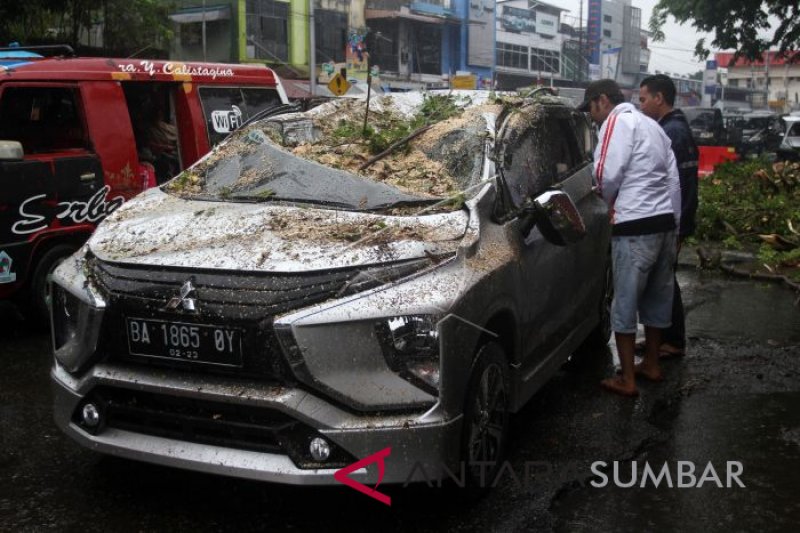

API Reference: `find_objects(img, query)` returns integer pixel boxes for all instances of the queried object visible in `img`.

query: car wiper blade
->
[367,198,444,211]
[230,194,356,209]
[237,103,302,130]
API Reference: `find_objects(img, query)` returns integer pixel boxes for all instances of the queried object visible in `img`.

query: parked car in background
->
[684,107,726,145]
[777,116,800,161]
[738,111,784,157]
[50,91,612,487]
[0,45,288,319]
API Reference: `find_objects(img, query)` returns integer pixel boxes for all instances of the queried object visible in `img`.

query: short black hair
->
[640,74,676,107]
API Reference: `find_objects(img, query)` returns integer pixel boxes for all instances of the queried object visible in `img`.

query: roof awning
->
[365,8,459,25]
[170,5,230,24]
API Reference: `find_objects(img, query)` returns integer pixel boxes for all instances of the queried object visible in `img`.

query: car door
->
[496,106,580,379]
[0,84,103,285]
[498,105,610,385]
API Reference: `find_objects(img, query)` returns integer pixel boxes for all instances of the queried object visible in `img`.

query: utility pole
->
[578,0,584,82]
[202,0,207,61]
[309,0,316,98]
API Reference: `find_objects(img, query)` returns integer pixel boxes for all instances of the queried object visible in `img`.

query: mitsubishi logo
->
[165,280,198,313]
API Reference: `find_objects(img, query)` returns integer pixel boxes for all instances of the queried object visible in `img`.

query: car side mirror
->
[0,140,23,161]
[520,190,587,245]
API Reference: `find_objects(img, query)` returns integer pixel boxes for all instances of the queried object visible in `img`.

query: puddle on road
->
[681,270,800,344]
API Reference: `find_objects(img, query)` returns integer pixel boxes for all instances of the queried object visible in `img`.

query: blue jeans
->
[610,231,677,334]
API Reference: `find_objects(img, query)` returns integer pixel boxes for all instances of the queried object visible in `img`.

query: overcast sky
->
[553,0,712,76]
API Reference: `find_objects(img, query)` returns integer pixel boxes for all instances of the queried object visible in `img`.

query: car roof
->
[783,116,800,124]
[0,56,278,86]
[743,111,777,118]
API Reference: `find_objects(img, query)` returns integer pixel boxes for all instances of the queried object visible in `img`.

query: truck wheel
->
[30,244,76,324]
[460,342,510,488]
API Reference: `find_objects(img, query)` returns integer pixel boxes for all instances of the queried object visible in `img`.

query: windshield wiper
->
[229,194,357,209]
[367,198,444,211]
[236,103,303,131]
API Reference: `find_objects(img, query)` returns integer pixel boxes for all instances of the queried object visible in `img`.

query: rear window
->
[199,87,282,146]
[0,86,88,153]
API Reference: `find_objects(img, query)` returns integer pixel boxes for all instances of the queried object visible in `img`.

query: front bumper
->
[52,362,462,485]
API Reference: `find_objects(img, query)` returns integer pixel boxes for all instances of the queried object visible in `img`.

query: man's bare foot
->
[633,363,664,382]
[601,376,639,397]
[658,343,685,359]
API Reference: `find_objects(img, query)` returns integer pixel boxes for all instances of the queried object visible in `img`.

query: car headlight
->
[51,283,105,374]
[377,315,440,395]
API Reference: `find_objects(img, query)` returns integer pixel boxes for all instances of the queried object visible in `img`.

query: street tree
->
[649,0,799,64]
[0,0,173,57]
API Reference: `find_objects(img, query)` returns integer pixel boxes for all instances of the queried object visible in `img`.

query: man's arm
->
[666,148,682,233]
[595,113,634,207]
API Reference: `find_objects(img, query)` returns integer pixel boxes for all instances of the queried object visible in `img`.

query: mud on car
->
[50,91,612,486]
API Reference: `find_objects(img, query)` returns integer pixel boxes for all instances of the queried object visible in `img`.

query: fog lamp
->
[82,403,101,428]
[309,437,331,461]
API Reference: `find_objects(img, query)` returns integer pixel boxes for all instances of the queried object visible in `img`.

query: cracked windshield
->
[1,0,799,531]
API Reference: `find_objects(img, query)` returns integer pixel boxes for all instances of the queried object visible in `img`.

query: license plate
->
[126,317,243,367]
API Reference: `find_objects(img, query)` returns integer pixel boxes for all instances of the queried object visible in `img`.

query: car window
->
[547,114,585,183]
[0,86,88,153]
[199,87,282,146]
[500,106,552,207]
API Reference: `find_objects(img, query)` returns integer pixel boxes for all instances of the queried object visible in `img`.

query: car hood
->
[784,136,800,149]
[89,189,469,272]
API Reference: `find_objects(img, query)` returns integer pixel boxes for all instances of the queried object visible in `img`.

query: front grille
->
[87,255,430,380]
[77,387,356,468]
[90,258,367,320]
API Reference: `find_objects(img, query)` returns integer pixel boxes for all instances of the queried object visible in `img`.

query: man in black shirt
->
[639,74,699,357]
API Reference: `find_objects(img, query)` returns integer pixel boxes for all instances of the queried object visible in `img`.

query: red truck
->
[0,45,289,319]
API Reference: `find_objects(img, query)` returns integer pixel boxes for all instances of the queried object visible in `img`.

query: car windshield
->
[743,117,772,130]
[788,122,800,136]
[684,109,716,130]
[164,93,496,212]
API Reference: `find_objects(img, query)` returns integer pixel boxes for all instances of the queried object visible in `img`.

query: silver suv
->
[50,91,611,486]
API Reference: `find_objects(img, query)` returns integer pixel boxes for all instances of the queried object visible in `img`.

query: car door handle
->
[80,172,96,182]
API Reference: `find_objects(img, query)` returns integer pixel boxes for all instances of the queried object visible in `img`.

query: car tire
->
[460,342,510,489]
[29,244,76,324]
[579,258,613,351]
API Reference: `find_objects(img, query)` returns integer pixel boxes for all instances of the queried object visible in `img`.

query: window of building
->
[315,9,347,63]
[246,0,289,62]
[0,86,88,153]
[412,23,442,75]
[604,15,612,22]
[603,29,612,37]
[365,20,398,73]
[530,47,559,74]
[496,42,529,70]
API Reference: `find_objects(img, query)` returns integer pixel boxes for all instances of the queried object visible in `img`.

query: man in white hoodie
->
[577,79,681,397]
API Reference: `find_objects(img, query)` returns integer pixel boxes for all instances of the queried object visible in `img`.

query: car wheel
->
[30,244,76,324]
[460,342,510,488]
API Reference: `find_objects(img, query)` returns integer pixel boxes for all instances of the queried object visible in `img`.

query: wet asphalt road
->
[1,260,799,532]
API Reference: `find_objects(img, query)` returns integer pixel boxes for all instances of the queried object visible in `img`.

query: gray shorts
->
[611,231,677,334]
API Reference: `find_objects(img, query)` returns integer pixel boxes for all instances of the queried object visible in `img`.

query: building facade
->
[494,0,570,89]
[715,51,800,112]
[167,1,494,92]
[586,0,648,86]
